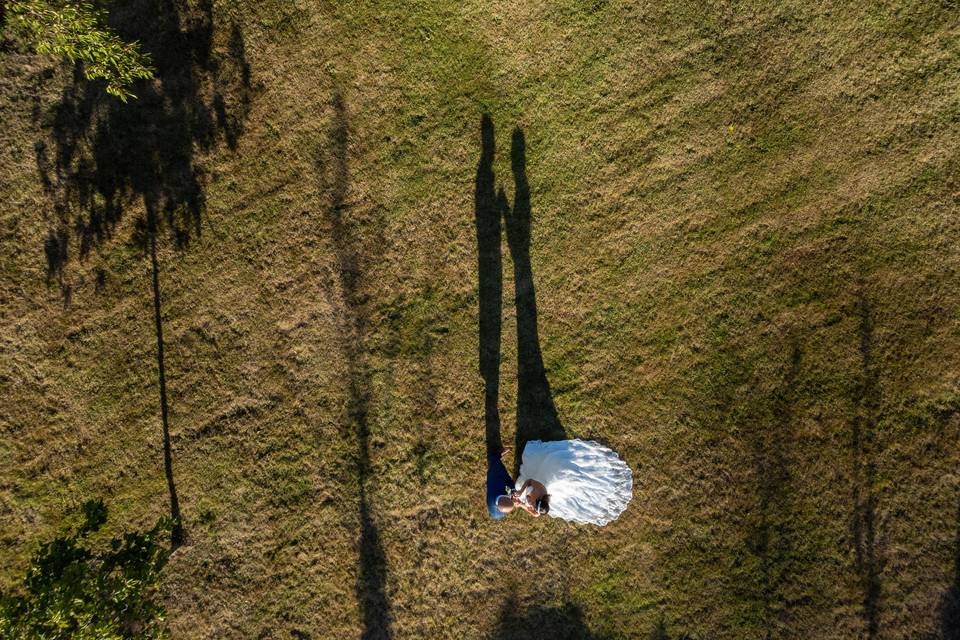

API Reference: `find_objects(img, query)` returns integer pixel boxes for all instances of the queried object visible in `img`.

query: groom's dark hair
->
[535,495,550,516]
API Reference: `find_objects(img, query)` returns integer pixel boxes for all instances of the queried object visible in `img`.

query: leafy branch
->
[5,0,154,100]
[0,499,171,639]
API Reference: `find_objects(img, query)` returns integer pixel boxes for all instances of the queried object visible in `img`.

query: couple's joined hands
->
[511,482,542,516]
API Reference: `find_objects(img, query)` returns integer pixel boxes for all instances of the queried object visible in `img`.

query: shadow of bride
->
[505,126,566,464]
[474,115,565,476]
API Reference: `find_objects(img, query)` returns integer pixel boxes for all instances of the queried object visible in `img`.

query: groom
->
[486,449,515,519]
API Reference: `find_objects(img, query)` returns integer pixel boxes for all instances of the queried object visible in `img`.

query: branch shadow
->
[319,90,393,640]
[33,0,253,548]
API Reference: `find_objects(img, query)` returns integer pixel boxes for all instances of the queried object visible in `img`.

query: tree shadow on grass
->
[33,0,252,548]
[493,599,608,640]
[744,341,802,636]
[851,294,883,639]
[37,0,252,263]
[940,497,960,639]
[318,90,392,640]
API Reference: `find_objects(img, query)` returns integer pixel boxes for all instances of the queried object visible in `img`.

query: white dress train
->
[515,439,633,526]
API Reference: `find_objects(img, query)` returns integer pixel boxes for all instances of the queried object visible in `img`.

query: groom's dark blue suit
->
[486,452,514,519]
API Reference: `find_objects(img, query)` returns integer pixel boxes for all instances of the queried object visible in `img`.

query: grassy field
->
[2,0,960,638]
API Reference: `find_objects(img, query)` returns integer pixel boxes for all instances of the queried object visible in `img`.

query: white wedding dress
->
[515,439,633,525]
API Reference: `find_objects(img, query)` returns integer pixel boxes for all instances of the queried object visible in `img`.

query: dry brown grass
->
[2,0,959,638]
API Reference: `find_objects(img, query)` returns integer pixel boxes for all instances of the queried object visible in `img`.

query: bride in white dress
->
[508,439,633,526]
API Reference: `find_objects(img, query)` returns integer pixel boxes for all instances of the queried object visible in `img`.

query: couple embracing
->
[487,440,632,526]
[476,113,633,527]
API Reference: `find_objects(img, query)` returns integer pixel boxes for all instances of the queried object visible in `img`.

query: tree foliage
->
[0,499,171,639]
[4,0,154,100]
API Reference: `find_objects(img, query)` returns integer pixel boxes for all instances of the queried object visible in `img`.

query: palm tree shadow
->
[505,127,566,471]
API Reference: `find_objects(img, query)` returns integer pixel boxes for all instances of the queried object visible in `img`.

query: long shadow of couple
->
[475,114,605,639]
[475,114,566,472]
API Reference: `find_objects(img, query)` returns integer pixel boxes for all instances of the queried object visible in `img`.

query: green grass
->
[1,0,959,638]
